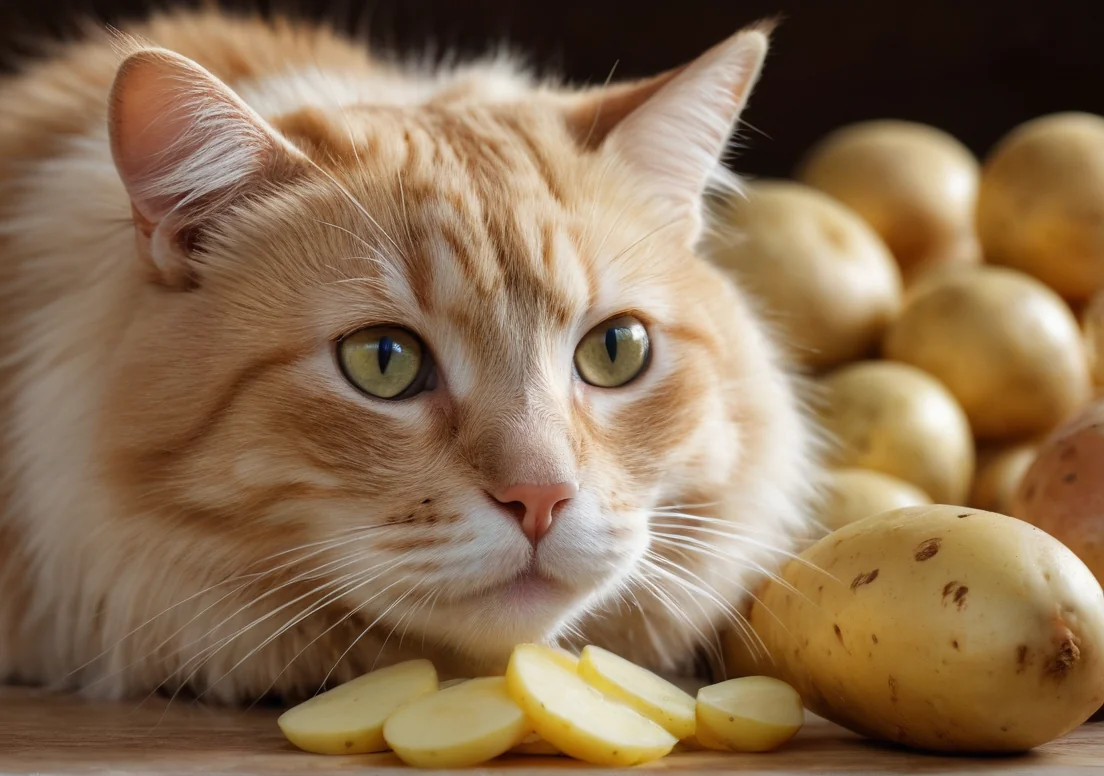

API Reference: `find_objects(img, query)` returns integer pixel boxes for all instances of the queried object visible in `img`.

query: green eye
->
[338,327,428,399]
[574,315,650,388]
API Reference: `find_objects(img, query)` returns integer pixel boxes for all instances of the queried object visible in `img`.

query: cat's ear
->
[109,48,303,289]
[567,23,771,218]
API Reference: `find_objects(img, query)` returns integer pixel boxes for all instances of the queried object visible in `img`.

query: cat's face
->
[98,24,814,686]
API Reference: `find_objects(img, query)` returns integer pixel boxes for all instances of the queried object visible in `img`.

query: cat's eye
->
[338,326,431,399]
[574,315,650,388]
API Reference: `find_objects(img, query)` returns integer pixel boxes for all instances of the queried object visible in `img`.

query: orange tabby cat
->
[0,9,819,703]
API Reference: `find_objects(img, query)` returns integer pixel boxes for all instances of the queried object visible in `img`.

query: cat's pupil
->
[605,327,619,363]
[378,335,394,374]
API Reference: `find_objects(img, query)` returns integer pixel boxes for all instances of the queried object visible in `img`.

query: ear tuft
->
[108,48,300,288]
[564,23,773,230]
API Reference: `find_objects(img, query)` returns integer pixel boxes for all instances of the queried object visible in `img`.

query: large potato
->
[884,266,1091,440]
[817,361,974,504]
[977,112,1104,302]
[970,443,1038,515]
[820,468,932,533]
[798,120,981,281]
[704,181,901,368]
[1014,400,1104,585]
[727,505,1104,752]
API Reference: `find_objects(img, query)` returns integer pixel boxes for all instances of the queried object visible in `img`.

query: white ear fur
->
[603,27,769,215]
[108,48,300,287]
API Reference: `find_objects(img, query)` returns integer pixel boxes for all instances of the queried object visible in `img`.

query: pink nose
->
[494,481,579,545]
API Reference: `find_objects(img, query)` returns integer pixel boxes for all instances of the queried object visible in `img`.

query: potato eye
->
[574,316,650,388]
[338,327,429,399]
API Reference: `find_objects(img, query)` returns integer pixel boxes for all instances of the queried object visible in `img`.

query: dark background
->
[0,0,1098,177]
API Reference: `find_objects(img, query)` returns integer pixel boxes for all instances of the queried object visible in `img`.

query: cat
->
[0,8,820,704]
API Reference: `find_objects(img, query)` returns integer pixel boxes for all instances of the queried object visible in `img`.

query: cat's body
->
[0,9,819,703]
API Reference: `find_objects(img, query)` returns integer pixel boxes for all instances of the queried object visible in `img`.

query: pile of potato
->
[704,111,1104,753]
[277,644,804,768]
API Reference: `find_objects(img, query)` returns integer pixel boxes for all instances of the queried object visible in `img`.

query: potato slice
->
[505,643,677,766]
[277,659,437,754]
[509,732,563,756]
[696,677,804,752]
[383,676,531,768]
[577,645,696,740]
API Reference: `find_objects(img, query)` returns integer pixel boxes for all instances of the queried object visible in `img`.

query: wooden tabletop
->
[1,686,1102,775]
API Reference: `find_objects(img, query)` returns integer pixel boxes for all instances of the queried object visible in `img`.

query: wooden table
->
[1,687,1102,774]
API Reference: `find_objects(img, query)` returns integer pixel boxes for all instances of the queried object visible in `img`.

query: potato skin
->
[734,505,1104,752]
[798,120,981,281]
[884,266,1091,440]
[818,361,974,504]
[970,443,1038,515]
[821,468,932,533]
[704,181,901,368]
[977,112,1104,302]
[1014,400,1104,585]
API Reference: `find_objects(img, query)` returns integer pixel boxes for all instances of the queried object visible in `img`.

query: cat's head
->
[99,20,814,689]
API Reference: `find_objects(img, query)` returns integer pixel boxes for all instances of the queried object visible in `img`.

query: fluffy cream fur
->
[0,10,821,703]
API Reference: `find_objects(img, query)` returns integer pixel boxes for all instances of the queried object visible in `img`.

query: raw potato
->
[970,443,1038,514]
[577,644,696,740]
[1085,290,1104,388]
[798,120,981,280]
[820,468,932,532]
[505,643,677,766]
[704,181,901,368]
[509,733,562,756]
[277,659,437,755]
[817,361,974,503]
[884,266,1091,440]
[733,505,1104,752]
[696,677,805,753]
[383,677,531,768]
[977,112,1104,302]
[1014,400,1104,585]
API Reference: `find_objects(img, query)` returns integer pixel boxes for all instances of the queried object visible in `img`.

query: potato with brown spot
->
[1014,399,1104,586]
[725,504,1104,752]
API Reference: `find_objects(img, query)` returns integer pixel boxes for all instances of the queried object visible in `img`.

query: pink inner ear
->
[108,49,276,227]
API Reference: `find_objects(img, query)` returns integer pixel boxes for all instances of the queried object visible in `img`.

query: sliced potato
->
[696,677,805,752]
[505,643,677,767]
[277,659,437,755]
[383,676,531,768]
[577,644,696,740]
[438,678,470,689]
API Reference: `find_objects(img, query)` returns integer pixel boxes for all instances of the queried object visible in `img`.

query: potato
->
[1014,400,1104,585]
[977,112,1104,302]
[821,468,932,532]
[509,733,562,756]
[382,676,531,768]
[730,505,1104,752]
[970,443,1038,514]
[696,677,804,752]
[884,266,1091,440]
[577,644,696,740]
[1084,290,1104,388]
[704,180,901,368]
[798,120,981,280]
[277,659,437,755]
[817,361,974,503]
[505,643,677,766]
